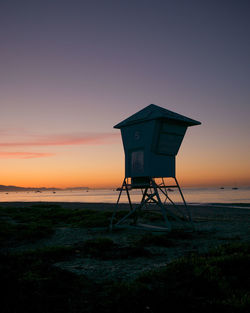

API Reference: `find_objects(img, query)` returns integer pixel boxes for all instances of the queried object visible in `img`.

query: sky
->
[0,0,250,188]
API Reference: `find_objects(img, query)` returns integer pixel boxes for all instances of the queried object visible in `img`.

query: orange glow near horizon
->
[0,125,249,189]
[1,157,249,189]
[1,175,249,189]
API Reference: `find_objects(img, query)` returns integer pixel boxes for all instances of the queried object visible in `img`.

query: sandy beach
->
[1,201,250,282]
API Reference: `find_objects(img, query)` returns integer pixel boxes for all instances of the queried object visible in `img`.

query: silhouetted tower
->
[110,104,201,231]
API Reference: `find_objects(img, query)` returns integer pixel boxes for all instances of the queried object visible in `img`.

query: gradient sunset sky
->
[1,0,250,188]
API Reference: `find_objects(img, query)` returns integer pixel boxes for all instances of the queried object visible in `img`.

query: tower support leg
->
[152,180,172,230]
[174,177,193,224]
[109,178,125,231]
[110,177,193,231]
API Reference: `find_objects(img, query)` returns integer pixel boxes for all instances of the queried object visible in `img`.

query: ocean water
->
[0,186,250,204]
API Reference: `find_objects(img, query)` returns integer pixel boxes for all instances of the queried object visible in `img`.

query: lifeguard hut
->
[110,104,201,231]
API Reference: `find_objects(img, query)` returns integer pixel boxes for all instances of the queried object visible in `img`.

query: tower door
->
[130,150,144,175]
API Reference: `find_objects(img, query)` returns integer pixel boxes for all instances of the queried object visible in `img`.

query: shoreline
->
[1,200,250,210]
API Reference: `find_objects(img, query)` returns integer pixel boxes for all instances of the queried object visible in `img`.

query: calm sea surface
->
[0,187,250,205]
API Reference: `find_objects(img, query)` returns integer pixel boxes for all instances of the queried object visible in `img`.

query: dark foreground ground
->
[0,201,250,313]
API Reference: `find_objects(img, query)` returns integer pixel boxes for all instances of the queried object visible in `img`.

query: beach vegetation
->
[0,205,128,243]
[0,242,249,312]
[0,218,54,244]
[104,242,250,312]
[133,229,207,248]
[0,249,97,313]
[0,204,250,312]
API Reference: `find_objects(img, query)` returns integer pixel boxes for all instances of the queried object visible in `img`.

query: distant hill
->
[0,185,89,192]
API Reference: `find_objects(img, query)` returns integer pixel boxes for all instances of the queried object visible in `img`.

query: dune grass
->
[0,242,249,313]
[0,204,126,244]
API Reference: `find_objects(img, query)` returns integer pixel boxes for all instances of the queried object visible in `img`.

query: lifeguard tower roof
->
[114,104,201,129]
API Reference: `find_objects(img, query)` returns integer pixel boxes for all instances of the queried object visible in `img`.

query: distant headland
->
[0,185,89,192]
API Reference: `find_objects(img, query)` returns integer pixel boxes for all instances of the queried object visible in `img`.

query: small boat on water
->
[232,187,238,190]
[220,187,224,189]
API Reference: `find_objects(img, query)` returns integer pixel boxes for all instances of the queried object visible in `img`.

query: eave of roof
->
[114,104,201,129]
